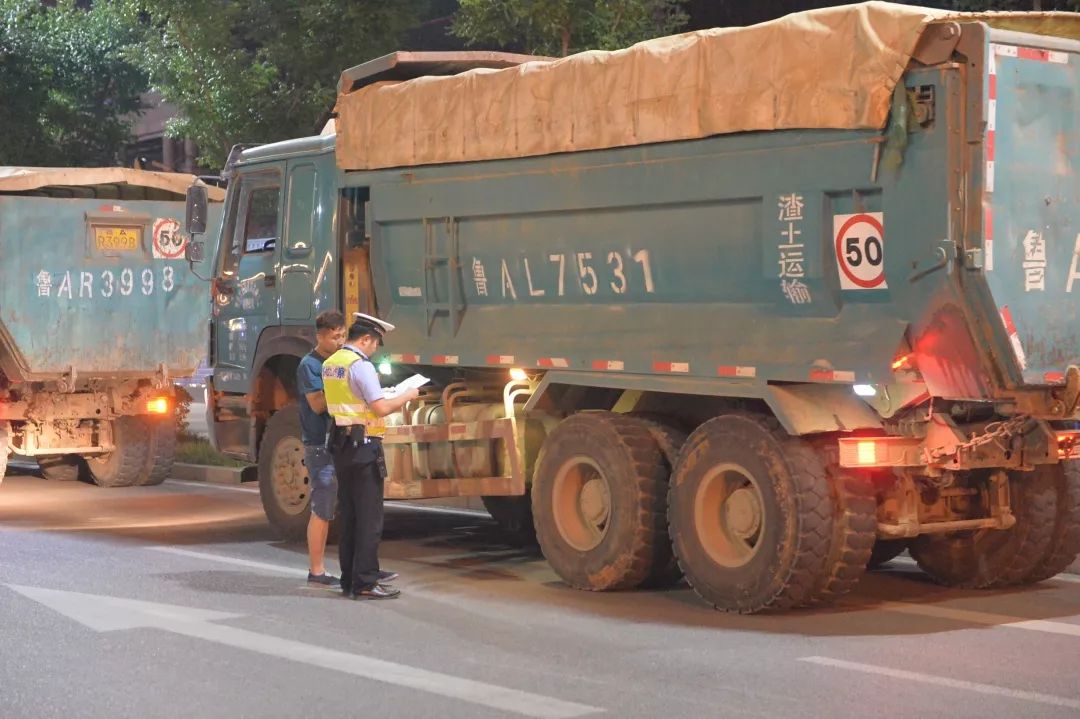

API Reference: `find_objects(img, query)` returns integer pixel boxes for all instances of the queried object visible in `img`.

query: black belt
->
[328,425,383,448]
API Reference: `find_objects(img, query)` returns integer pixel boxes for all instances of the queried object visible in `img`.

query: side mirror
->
[185,240,205,263]
[185,185,208,236]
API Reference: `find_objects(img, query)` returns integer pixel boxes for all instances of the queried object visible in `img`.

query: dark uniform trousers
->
[331,438,386,592]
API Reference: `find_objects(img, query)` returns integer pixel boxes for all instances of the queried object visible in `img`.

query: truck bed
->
[0,193,221,380]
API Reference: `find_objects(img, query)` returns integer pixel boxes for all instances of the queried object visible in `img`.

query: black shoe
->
[307,572,340,588]
[352,584,401,600]
[377,570,399,583]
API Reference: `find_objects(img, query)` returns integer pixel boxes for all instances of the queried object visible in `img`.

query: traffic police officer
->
[322,313,419,599]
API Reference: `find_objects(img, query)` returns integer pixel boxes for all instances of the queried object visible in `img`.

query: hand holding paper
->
[382,373,431,399]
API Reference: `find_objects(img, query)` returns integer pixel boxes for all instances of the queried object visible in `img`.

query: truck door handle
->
[264,274,276,287]
[909,242,955,283]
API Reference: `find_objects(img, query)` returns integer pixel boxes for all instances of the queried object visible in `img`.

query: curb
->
[171,462,248,485]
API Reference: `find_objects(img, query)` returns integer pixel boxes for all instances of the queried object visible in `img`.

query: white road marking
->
[150,546,306,576]
[7,584,601,719]
[876,601,1080,638]
[886,555,1080,584]
[799,656,1080,711]
[146,545,555,636]
[385,502,492,519]
[884,556,917,568]
[148,546,530,588]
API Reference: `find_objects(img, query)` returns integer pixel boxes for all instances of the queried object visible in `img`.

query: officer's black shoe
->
[352,584,401,600]
[377,570,399,583]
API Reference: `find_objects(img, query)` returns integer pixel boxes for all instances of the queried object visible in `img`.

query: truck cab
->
[200,52,542,537]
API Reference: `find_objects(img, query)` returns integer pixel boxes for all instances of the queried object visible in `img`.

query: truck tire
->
[867,539,909,569]
[1024,460,1080,583]
[909,468,1057,589]
[630,415,687,588]
[531,412,668,591]
[37,455,85,482]
[668,414,832,613]
[85,416,152,488]
[135,416,176,486]
[258,407,310,542]
[803,467,877,605]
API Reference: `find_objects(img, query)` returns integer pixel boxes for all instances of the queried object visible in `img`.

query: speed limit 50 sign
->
[152,217,187,260]
[833,212,886,290]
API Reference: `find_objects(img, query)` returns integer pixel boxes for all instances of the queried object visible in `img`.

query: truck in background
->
[189,7,1080,612]
[0,167,222,487]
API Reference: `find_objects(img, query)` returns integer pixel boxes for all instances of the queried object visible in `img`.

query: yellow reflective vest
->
[321,348,386,436]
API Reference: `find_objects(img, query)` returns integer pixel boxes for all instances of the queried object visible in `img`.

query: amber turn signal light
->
[147,397,170,415]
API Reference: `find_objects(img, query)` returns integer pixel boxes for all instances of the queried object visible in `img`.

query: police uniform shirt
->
[344,344,385,408]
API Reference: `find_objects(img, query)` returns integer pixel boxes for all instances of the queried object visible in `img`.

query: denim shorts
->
[304,445,337,521]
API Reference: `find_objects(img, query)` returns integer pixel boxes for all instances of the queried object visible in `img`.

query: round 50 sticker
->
[152,217,187,260]
[833,212,886,290]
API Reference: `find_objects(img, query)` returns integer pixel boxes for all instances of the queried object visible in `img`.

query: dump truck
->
[0,167,222,487]
[189,3,1080,612]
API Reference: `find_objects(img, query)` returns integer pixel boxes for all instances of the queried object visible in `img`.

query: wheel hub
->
[725,487,762,539]
[552,457,611,551]
[579,478,611,527]
[694,463,767,568]
[271,438,309,515]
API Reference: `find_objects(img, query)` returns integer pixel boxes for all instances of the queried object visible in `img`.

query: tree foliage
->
[685,1,1080,29]
[0,0,147,166]
[2,0,1077,170]
[126,0,428,168]
[452,0,690,57]
[945,0,1080,9]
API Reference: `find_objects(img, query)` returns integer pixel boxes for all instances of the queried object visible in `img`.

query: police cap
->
[350,312,395,340]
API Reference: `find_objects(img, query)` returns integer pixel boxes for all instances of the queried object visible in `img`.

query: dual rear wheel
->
[532,411,876,611]
[37,416,174,487]
[532,411,1080,612]
[910,462,1080,588]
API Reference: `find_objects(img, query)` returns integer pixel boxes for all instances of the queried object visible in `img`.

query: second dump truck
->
[0,167,222,487]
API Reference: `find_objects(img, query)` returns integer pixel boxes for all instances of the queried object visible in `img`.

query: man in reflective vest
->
[323,313,419,599]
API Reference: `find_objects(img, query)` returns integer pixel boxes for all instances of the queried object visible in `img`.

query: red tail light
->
[1056,431,1080,459]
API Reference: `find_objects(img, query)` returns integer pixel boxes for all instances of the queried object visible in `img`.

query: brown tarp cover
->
[336,1,1080,170]
[0,166,225,201]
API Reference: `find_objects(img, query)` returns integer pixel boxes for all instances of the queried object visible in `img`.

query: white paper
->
[382,373,431,398]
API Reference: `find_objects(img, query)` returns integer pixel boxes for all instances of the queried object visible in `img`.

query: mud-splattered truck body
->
[0,168,222,487]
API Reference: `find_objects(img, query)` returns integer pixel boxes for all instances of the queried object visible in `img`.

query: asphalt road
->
[2,467,1080,719]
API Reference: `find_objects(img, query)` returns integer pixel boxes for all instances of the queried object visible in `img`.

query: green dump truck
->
[0,167,222,487]
[191,4,1080,612]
